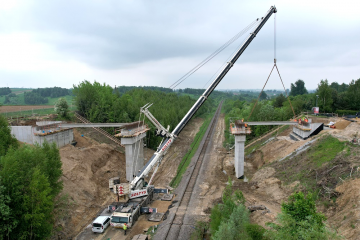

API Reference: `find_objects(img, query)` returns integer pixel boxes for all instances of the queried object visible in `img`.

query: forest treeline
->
[3,93,18,105]
[24,87,71,105]
[32,87,70,98]
[0,115,65,240]
[24,91,49,104]
[0,87,11,96]
[289,78,360,113]
[73,80,216,149]
[223,78,360,145]
[116,85,173,94]
[1,87,72,105]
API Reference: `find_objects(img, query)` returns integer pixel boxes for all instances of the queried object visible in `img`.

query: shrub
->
[54,98,69,118]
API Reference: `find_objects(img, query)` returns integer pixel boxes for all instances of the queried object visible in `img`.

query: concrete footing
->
[121,132,146,182]
[292,123,324,140]
[234,135,246,179]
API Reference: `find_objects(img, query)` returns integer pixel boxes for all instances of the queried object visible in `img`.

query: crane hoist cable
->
[169,18,259,90]
[147,18,260,118]
[202,22,259,90]
[247,13,296,121]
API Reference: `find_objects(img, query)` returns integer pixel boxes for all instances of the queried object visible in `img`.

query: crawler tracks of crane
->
[156,101,223,240]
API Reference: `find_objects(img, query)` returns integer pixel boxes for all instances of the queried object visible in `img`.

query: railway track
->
[154,101,223,240]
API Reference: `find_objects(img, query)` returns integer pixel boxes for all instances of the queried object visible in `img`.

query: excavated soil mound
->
[326,179,360,239]
[251,167,276,183]
[330,122,360,141]
[73,129,96,147]
[58,142,126,238]
[246,136,312,171]
[334,119,351,129]
[310,117,332,124]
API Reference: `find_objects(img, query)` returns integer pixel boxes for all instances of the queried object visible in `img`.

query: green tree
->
[282,192,325,226]
[72,80,216,150]
[24,92,48,104]
[0,143,63,239]
[212,204,250,240]
[210,179,265,240]
[259,91,268,101]
[54,97,69,118]
[0,87,11,96]
[316,79,333,112]
[273,94,287,108]
[330,82,348,93]
[23,169,53,240]
[290,79,308,96]
[265,192,341,240]
[0,177,15,239]
[346,78,360,110]
[0,115,19,157]
[73,80,115,121]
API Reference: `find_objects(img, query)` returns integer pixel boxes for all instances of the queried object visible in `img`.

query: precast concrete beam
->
[58,123,129,128]
[246,121,298,126]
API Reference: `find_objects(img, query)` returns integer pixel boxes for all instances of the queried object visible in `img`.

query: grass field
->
[1,91,74,106]
[0,104,77,118]
[10,88,33,92]
[1,108,56,118]
[47,95,74,105]
[170,115,212,187]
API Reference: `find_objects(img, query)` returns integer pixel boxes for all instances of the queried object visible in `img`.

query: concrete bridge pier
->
[234,135,246,179]
[121,132,146,182]
[230,120,251,179]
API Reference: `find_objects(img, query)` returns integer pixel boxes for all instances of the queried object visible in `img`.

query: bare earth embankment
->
[56,118,204,239]
[54,115,360,239]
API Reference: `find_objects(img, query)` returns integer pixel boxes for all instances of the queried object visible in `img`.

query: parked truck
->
[109,186,154,229]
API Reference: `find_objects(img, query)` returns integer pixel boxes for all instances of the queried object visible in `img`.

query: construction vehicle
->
[110,186,154,229]
[110,5,277,229]
[129,6,278,194]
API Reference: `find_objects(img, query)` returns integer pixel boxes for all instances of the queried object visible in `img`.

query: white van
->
[92,216,111,233]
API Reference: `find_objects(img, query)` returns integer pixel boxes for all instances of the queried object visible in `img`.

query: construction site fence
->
[301,111,338,117]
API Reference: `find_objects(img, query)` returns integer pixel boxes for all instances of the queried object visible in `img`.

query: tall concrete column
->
[121,132,146,182]
[134,138,144,173]
[234,135,246,179]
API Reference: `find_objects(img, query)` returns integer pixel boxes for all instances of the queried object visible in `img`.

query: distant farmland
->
[0,105,54,113]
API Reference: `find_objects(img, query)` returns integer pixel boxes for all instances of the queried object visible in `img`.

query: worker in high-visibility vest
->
[123,223,127,235]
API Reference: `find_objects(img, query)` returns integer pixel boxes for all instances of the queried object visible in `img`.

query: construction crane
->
[130,6,277,192]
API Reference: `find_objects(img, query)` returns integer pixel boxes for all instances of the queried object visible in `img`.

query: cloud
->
[0,0,359,89]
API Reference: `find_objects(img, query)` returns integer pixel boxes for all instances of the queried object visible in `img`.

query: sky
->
[0,0,359,91]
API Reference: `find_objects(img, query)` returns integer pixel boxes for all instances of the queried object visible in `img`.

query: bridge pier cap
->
[230,120,251,135]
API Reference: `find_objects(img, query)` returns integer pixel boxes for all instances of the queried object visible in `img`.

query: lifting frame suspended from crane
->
[130,6,278,191]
